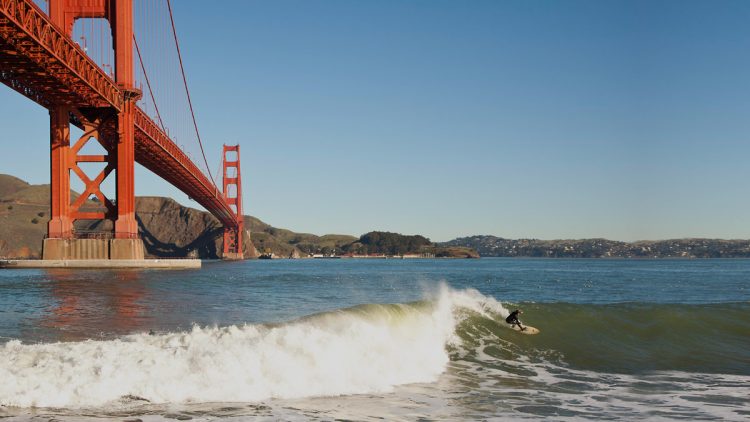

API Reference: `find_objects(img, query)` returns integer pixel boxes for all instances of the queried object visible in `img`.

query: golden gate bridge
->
[0,0,245,261]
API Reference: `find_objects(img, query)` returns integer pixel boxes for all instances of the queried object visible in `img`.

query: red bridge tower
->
[222,145,244,260]
[43,0,144,259]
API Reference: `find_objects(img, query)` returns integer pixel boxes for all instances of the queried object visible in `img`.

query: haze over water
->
[0,258,748,420]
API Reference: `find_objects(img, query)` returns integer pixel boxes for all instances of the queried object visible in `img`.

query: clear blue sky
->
[2,0,750,241]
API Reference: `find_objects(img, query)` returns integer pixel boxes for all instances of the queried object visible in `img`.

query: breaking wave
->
[0,285,508,408]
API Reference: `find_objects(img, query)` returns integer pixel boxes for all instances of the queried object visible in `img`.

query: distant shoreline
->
[440,236,750,259]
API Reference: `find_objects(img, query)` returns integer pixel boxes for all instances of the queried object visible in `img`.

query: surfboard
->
[508,324,539,335]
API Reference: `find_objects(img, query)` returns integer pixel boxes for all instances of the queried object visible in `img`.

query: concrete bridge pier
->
[42,238,145,260]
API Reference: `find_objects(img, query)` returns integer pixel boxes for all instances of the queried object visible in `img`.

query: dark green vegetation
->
[443,235,750,258]
[343,231,431,255]
[337,231,478,258]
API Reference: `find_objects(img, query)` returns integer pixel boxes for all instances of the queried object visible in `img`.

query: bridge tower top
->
[49,0,134,89]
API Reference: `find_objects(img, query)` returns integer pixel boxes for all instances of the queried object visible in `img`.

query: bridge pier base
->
[110,238,145,260]
[42,238,145,260]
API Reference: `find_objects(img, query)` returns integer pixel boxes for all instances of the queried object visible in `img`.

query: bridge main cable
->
[165,0,217,190]
[133,34,166,133]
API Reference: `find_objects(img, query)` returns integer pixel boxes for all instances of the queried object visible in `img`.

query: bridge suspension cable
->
[166,0,217,189]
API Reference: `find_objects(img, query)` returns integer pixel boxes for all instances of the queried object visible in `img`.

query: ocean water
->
[0,258,748,421]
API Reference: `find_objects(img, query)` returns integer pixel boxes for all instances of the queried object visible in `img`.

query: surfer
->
[505,309,525,331]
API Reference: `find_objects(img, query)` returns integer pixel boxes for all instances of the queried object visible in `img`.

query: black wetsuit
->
[505,311,524,329]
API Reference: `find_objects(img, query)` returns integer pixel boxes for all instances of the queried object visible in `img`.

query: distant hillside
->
[442,235,750,258]
[0,175,53,258]
[0,174,355,259]
[248,221,356,259]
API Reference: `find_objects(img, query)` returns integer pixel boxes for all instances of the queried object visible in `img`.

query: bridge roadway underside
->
[0,37,107,109]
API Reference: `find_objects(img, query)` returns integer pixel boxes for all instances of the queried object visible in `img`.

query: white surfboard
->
[508,324,540,335]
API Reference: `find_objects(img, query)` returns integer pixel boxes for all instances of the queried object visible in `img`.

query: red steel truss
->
[0,0,242,246]
[0,0,123,110]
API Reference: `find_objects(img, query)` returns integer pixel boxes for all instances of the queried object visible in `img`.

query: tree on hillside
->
[358,231,431,255]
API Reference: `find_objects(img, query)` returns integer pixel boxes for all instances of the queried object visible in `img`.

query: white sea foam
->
[0,284,502,408]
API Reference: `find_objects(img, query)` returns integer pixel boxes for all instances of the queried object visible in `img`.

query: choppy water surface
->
[0,258,748,421]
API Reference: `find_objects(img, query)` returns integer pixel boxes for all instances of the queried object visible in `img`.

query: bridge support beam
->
[48,105,73,239]
[114,100,138,240]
